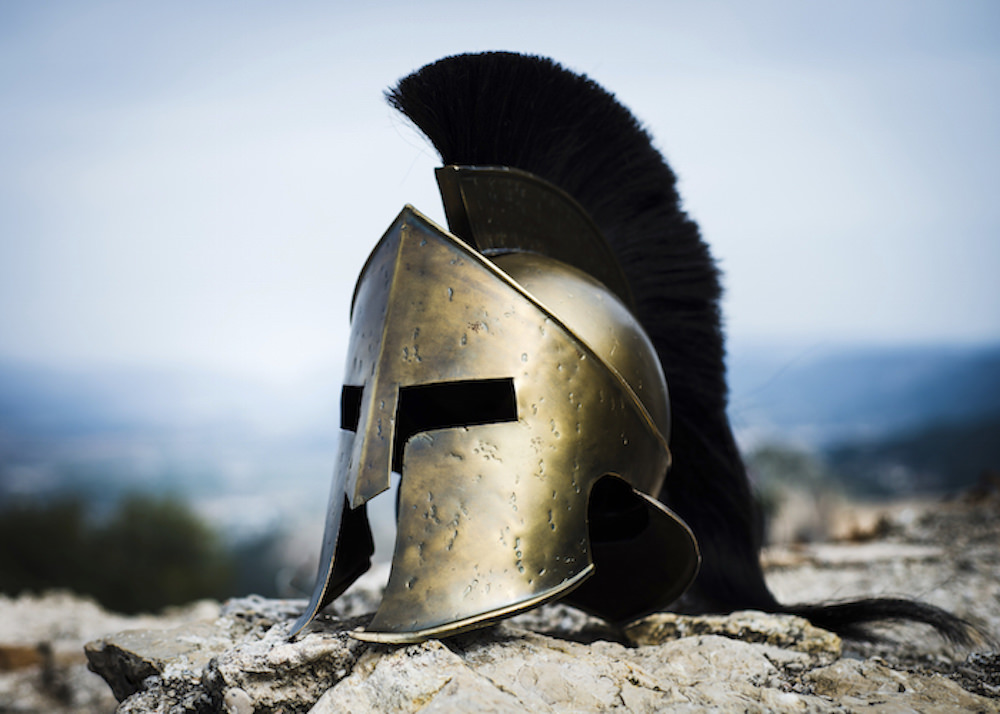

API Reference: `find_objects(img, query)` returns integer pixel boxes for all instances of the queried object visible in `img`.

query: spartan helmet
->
[292,166,699,644]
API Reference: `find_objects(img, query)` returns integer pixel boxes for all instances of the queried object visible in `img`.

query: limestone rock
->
[951,651,1000,699]
[625,610,842,657]
[83,596,999,713]
[0,592,217,714]
[84,620,236,701]
[806,658,994,713]
[6,496,999,712]
[309,639,524,713]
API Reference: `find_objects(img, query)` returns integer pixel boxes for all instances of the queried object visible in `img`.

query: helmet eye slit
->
[341,385,364,432]
[392,378,518,473]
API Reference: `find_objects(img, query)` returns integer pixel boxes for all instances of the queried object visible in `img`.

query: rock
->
[806,658,993,713]
[84,596,999,713]
[0,645,43,672]
[0,591,217,714]
[7,496,999,712]
[952,651,1000,699]
[309,639,524,713]
[85,596,370,713]
[764,496,1000,665]
[200,613,365,714]
[84,621,235,701]
[625,610,842,657]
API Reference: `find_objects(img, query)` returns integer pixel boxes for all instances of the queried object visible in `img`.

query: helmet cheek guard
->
[292,183,699,642]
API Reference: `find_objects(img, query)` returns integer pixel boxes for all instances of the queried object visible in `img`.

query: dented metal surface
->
[293,170,699,643]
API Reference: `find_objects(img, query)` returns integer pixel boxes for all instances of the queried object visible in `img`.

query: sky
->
[2,0,998,384]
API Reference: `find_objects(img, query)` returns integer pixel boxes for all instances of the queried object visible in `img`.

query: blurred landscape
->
[728,340,1000,495]
[2,1,997,625]
[2,339,998,613]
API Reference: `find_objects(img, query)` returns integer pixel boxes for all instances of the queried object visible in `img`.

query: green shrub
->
[0,494,235,613]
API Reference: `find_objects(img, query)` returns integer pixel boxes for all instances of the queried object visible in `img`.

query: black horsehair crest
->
[386,51,978,645]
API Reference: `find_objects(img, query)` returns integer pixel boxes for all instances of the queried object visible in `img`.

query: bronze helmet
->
[292,161,699,643]
[289,51,981,650]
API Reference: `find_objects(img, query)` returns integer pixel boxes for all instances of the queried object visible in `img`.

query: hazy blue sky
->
[2,0,998,382]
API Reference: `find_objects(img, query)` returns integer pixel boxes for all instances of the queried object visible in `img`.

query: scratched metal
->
[435,165,636,311]
[295,204,698,642]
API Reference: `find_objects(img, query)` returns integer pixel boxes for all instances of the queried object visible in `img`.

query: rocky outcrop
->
[0,592,217,714]
[83,596,997,713]
[4,496,998,713]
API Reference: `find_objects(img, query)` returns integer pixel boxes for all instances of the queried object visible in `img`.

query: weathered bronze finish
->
[292,204,698,643]
[435,165,636,310]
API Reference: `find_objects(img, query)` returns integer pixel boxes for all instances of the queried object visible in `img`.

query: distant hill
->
[726,341,1000,497]
[825,412,1000,497]
[726,341,1000,448]
[0,361,341,537]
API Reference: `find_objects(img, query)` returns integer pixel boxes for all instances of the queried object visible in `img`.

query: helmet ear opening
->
[587,473,650,543]
[565,473,700,624]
